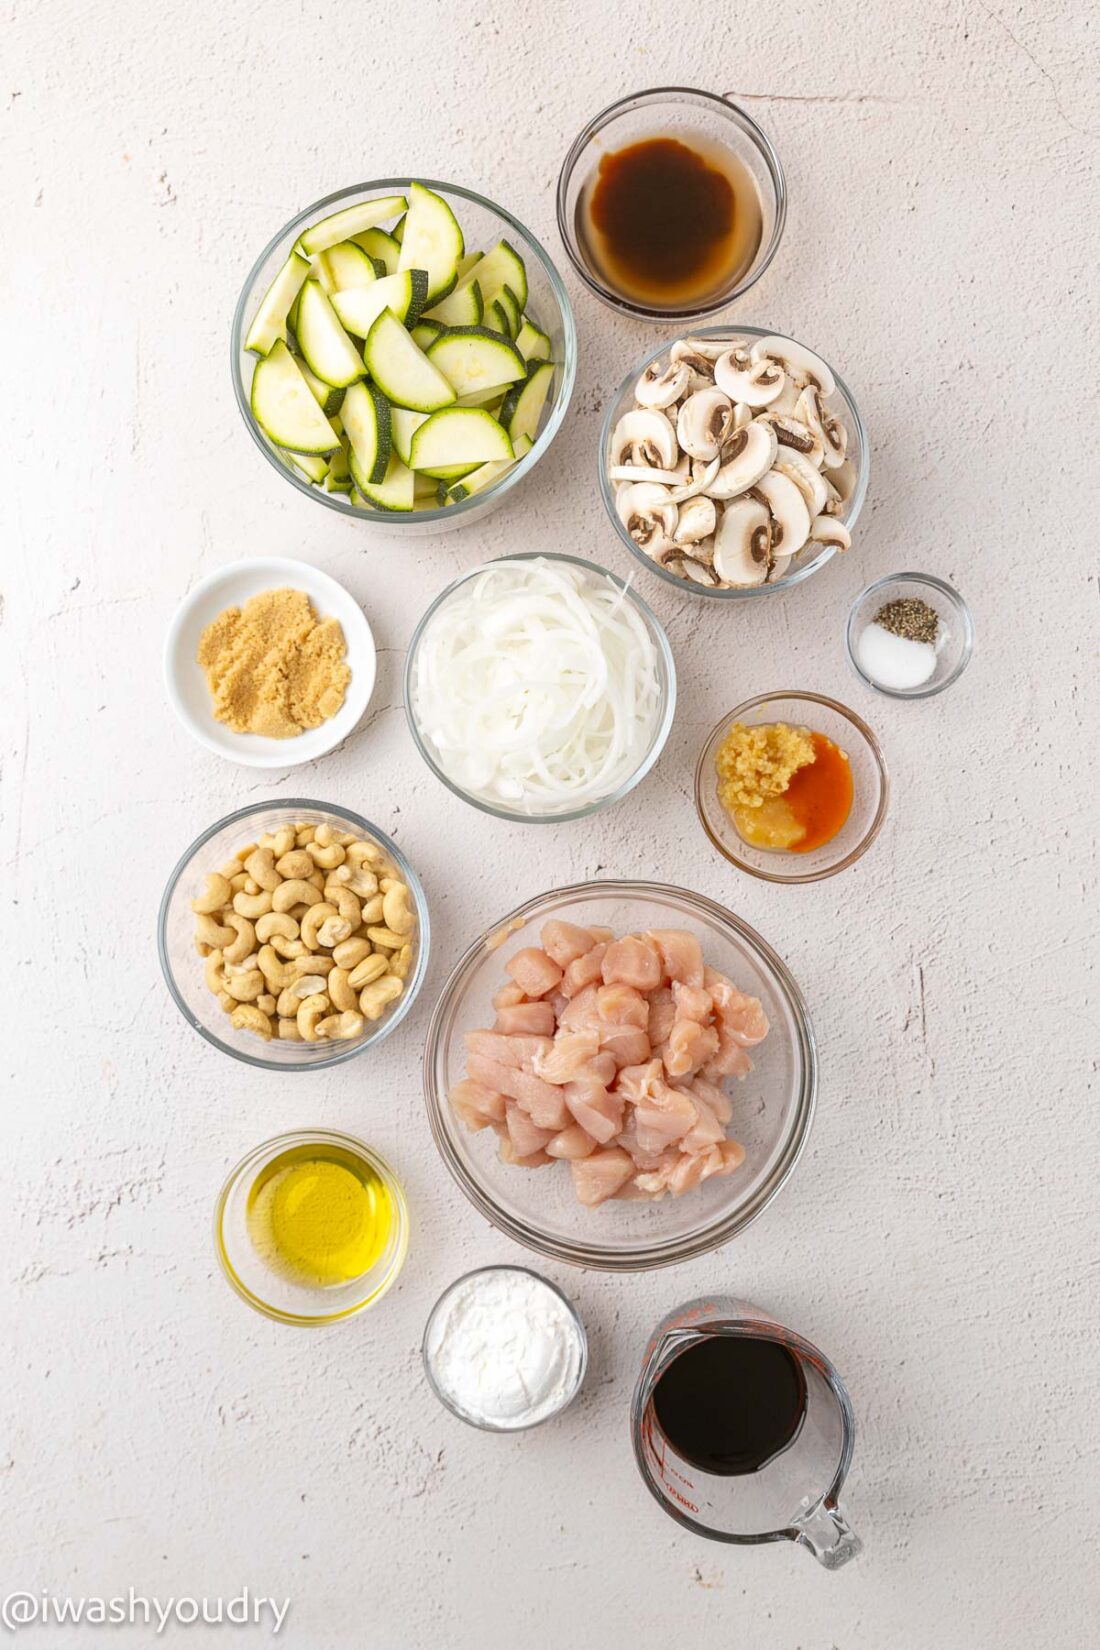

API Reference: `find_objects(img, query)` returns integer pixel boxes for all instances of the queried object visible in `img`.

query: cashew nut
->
[244,847,281,891]
[217,990,234,1013]
[229,872,249,893]
[366,925,405,952]
[333,937,372,970]
[270,935,307,960]
[316,915,352,949]
[297,993,330,1041]
[348,953,388,990]
[347,840,382,869]
[324,886,361,929]
[292,954,333,977]
[222,913,256,966]
[225,969,264,1002]
[328,968,358,1013]
[275,849,314,881]
[306,839,345,870]
[231,1004,272,1040]
[195,912,235,949]
[277,1017,302,1041]
[255,911,298,943]
[359,895,385,926]
[270,826,296,858]
[191,873,232,915]
[295,825,316,845]
[204,949,226,994]
[233,888,273,919]
[276,985,302,1018]
[359,974,404,1021]
[389,943,414,982]
[256,993,276,1016]
[345,867,379,897]
[382,883,414,936]
[272,878,321,914]
[316,1010,365,1041]
[258,945,296,991]
[292,975,330,1000]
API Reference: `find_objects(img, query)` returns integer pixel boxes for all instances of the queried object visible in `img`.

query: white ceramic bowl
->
[164,557,376,768]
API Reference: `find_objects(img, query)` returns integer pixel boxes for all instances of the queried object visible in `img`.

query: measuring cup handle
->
[791,1495,862,1570]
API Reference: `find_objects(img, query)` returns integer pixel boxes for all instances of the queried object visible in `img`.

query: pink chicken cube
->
[505,1103,557,1158]
[540,920,597,968]
[498,1137,553,1168]
[601,934,662,992]
[506,948,564,998]
[494,1001,557,1037]
[646,986,677,1052]
[676,1090,727,1153]
[687,1076,734,1126]
[545,1124,597,1161]
[598,1023,653,1068]
[648,929,705,988]
[561,944,608,999]
[662,1018,720,1079]
[559,982,600,1032]
[449,1079,507,1132]
[596,984,650,1029]
[463,1030,553,1070]
[533,1029,601,1084]
[563,1078,624,1144]
[493,982,527,1010]
[465,1054,570,1131]
[570,1147,635,1207]
[672,982,713,1023]
[704,967,769,1046]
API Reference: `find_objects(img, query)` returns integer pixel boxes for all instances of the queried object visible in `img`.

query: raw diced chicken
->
[545,1124,597,1160]
[704,967,769,1046]
[493,982,527,1010]
[596,983,650,1029]
[506,947,564,998]
[463,1030,553,1070]
[687,1076,733,1126]
[648,929,704,988]
[588,926,615,944]
[561,944,607,998]
[465,1053,570,1130]
[677,1089,727,1153]
[533,1029,601,1084]
[616,1059,665,1104]
[563,1078,624,1144]
[545,989,569,1020]
[665,1151,711,1195]
[601,934,662,991]
[449,1079,507,1132]
[506,1103,557,1158]
[672,982,713,1023]
[570,1147,635,1207]
[540,920,596,968]
[634,1082,698,1157]
[702,1027,755,1080]
[647,986,676,1051]
[493,1001,557,1037]
[558,982,600,1031]
[598,1022,652,1068]
[498,1137,553,1168]
[662,1018,720,1079]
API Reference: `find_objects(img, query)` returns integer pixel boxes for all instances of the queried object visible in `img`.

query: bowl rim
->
[230,177,577,526]
[157,798,430,1070]
[555,86,787,321]
[845,570,975,700]
[694,691,890,884]
[422,877,818,1271]
[421,1263,588,1430]
[599,324,870,601]
[402,552,678,824]
[162,556,377,769]
[213,1128,409,1325]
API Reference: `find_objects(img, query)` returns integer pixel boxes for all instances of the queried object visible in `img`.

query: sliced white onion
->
[409,558,664,816]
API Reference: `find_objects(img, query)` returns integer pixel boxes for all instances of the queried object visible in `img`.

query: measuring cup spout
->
[789,1494,861,1570]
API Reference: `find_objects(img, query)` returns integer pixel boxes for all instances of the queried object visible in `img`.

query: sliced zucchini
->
[244,251,311,356]
[426,327,526,397]
[455,250,481,280]
[287,449,329,484]
[419,461,480,482]
[413,473,441,503]
[250,339,340,454]
[297,194,407,257]
[296,357,345,417]
[496,284,521,339]
[409,319,444,351]
[351,449,415,511]
[499,361,554,445]
[364,308,456,413]
[397,181,464,304]
[515,318,551,363]
[341,380,392,486]
[443,434,532,501]
[317,240,377,293]
[330,269,429,337]
[454,380,514,408]
[408,406,513,473]
[390,406,428,467]
[484,299,511,337]
[326,445,351,490]
[424,279,482,327]
[452,239,528,311]
[392,212,406,245]
[295,280,365,388]
[351,226,401,275]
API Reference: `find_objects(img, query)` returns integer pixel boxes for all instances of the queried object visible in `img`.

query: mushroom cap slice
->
[750,335,836,397]
[808,514,852,551]
[616,481,678,556]
[751,469,812,558]
[663,549,721,587]
[772,447,830,517]
[714,350,787,407]
[762,413,825,467]
[677,388,735,460]
[673,493,717,544]
[635,359,692,409]
[665,454,720,503]
[795,387,847,468]
[713,497,771,587]
[608,461,688,486]
[706,421,778,500]
[610,407,679,470]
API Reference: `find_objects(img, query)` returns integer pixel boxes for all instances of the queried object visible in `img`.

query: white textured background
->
[3,2,1097,1645]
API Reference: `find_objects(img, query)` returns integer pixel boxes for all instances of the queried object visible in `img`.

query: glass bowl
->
[422,880,817,1271]
[695,692,889,884]
[421,1265,588,1431]
[599,325,868,601]
[846,572,974,700]
[231,179,576,535]
[557,87,785,321]
[403,553,677,823]
[158,800,429,1070]
[215,1130,409,1325]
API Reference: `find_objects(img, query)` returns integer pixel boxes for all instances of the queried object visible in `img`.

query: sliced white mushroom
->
[772,447,830,517]
[751,469,812,559]
[668,339,717,389]
[610,408,679,470]
[796,386,847,468]
[677,388,735,461]
[673,493,717,544]
[673,336,735,362]
[608,462,688,486]
[635,358,692,409]
[761,413,824,467]
[767,376,804,418]
[616,482,678,556]
[732,402,754,431]
[706,421,778,500]
[665,455,720,503]
[750,335,836,397]
[663,549,720,587]
[807,515,852,551]
[827,456,857,504]
[714,349,787,407]
[713,497,771,586]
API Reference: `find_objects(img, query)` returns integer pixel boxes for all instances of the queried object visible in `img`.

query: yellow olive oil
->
[246,1142,395,1289]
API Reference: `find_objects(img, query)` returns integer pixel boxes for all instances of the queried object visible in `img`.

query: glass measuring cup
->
[631,1297,861,1568]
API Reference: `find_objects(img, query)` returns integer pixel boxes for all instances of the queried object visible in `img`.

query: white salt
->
[857,621,939,690]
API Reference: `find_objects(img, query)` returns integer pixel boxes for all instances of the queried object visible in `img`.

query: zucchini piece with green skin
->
[455,250,481,280]
[245,251,311,355]
[423,279,482,327]
[425,327,526,397]
[408,406,514,472]
[515,318,551,363]
[296,357,344,417]
[418,460,481,482]
[297,194,407,257]
[331,270,429,337]
[351,226,401,275]
[390,406,429,467]
[454,380,515,408]
[295,281,365,388]
[250,339,340,454]
[326,444,352,491]
[397,181,464,305]
[364,308,456,413]
[452,239,528,311]
[409,319,444,351]
[496,284,521,339]
[287,449,329,484]
[499,360,555,444]
[413,473,441,503]
[341,380,392,486]
[484,299,511,337]
[392,213,406,244]
[442,433,533,502]
[317,241,378,293]
[351,449,416,511]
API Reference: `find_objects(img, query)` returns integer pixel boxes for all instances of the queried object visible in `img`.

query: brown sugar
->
[197,587,350,738]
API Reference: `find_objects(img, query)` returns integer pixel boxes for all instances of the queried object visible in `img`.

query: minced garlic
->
[715,721,815,812]
[197,587,350,739]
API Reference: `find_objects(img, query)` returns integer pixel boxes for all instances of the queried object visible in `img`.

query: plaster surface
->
[3,2,1097,1645]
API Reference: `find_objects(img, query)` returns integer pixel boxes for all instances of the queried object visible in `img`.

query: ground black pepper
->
[873,597,938,645]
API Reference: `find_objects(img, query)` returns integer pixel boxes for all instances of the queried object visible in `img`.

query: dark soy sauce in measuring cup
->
[652,1334,807,1475]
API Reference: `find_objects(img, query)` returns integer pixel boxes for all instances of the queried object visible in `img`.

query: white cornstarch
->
[424,1268,585,1430]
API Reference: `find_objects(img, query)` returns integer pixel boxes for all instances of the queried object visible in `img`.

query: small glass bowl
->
[215,1130,408,1326]
[557,87,785,321]
[158,800,429,1070]
[423,880,817,1271]
[846,572,974,700]
[231,179,576,535]
[403,553,676,824]
[695,693,889,884]
[421,1265,588,1431]
[599,326,868,601]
